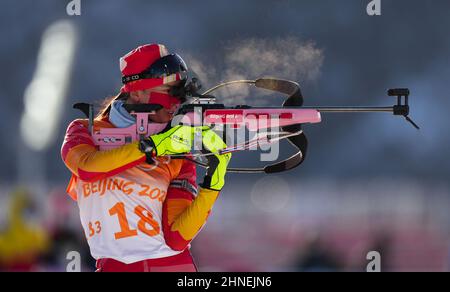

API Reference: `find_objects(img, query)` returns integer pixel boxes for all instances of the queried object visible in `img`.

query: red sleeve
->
[162,159,197,251]
[162,158,221,251]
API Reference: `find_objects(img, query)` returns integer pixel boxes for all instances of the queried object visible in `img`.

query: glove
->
[139,125,203,158]
[200,129,232,191]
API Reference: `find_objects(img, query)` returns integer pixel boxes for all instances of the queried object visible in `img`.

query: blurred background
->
[1,0,449,271]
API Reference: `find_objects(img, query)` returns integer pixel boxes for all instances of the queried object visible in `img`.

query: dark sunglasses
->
[122,54,188,84]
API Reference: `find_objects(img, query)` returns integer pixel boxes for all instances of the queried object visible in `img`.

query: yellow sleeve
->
[61,119,146,182]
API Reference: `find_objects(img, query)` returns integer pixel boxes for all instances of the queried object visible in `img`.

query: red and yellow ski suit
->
[61,118,220,272]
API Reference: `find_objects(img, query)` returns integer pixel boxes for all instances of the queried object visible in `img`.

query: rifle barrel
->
[301,106,394,113]
[248,106,395,113]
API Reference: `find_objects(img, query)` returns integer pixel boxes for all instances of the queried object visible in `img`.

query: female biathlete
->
[61,44,231,272]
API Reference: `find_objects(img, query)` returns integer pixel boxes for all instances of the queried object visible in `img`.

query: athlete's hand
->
[200,129,232,191]
[140,125,203,156]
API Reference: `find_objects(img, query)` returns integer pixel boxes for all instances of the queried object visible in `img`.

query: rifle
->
[74,78,418,174]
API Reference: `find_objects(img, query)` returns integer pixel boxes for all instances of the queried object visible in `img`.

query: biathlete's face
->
[128,81,181,123]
